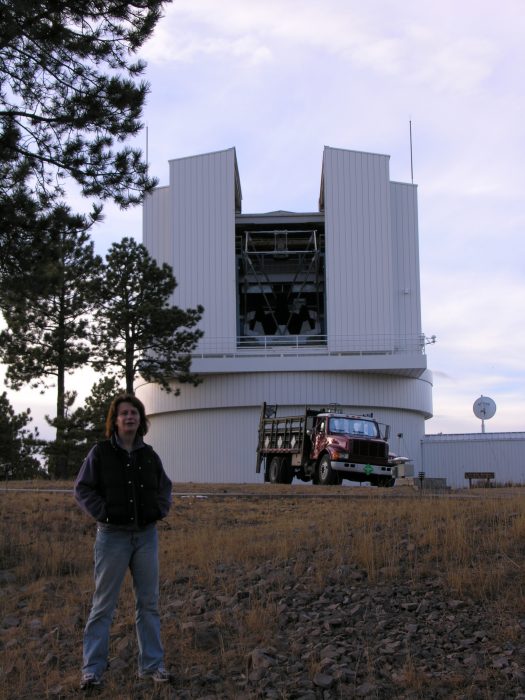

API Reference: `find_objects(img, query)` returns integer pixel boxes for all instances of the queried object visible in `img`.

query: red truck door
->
[312,418,327,459]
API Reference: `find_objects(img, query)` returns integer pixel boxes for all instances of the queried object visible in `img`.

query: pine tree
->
[0,392,43,480]
[71,376,125,447]
[0,0,169,290]
[0,204,103,477]
[91,237,204,394]
[45,377,123,477]
[0,0,167,205]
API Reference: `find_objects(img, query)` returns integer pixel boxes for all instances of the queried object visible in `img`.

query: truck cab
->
[306,413,394,486]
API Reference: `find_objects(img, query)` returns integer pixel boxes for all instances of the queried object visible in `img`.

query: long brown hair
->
[105,394,149,438]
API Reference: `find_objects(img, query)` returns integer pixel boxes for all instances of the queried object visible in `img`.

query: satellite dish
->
[473,395,496,432]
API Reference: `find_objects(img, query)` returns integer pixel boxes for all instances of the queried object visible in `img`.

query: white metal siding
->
[146,407,259,483]
[390,182,422,341]
[168,149,238,351]
[144,403,426,484]
[422,434,525,488]
[141,371,432,415]
[138,370,432,482]
[143,186,171,266]
[322,147,394,352]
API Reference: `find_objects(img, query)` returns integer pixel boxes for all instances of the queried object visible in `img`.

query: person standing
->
[74,394,173,690]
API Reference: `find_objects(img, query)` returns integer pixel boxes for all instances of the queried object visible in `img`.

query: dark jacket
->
[74,435,172,528]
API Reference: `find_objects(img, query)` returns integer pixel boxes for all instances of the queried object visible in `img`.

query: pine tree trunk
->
[53,295,68,479]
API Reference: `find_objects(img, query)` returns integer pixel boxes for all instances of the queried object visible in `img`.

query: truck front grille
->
[352,439,388,460]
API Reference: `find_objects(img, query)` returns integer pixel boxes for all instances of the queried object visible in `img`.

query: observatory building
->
[138,146,433,483]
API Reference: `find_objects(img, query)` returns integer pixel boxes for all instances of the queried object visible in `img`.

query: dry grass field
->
[1,482,525,699]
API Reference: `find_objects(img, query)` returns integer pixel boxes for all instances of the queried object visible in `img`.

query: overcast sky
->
[3,0,525,437]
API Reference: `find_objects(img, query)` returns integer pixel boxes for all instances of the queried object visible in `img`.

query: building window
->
[236,225,326,346]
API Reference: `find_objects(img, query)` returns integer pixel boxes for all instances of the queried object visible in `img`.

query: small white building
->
[138,146,433,483]
[421,432,525,488]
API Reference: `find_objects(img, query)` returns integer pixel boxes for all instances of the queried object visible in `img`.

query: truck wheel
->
[281,456,293,485]
[318,455,339,486]
[269,456,282,483]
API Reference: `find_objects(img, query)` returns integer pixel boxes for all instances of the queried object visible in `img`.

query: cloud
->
[3,0,525,439]
[139,1,525,438]
[144,0,504,95]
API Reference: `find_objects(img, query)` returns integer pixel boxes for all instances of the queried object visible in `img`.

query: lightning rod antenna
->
[146,125,149,173]
[409,120,414,184]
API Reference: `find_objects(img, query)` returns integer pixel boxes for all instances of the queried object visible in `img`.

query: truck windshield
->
[329,417,379,438]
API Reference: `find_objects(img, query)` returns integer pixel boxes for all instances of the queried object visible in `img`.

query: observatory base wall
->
[139,371,432,484]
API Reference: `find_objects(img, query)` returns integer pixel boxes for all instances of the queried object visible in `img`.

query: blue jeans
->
[82,525,164,678]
